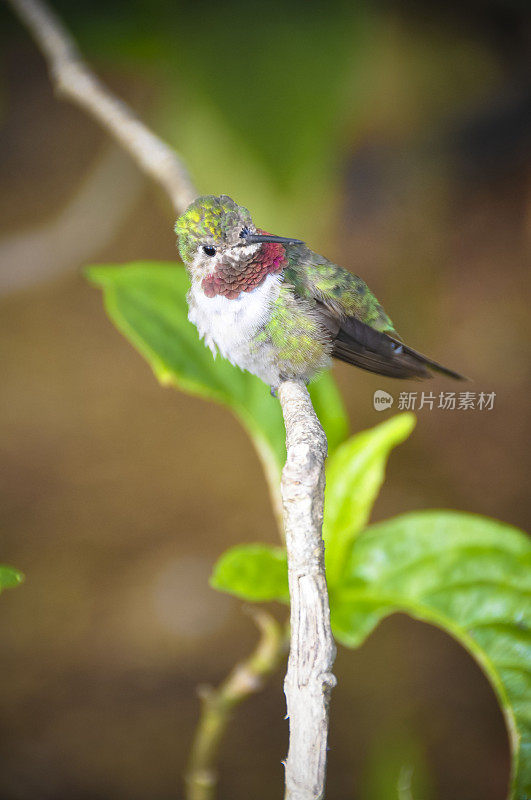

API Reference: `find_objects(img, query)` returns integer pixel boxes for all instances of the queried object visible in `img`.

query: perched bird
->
[175,195,465,390]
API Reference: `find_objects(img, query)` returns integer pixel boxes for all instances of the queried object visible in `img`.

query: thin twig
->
[186,609,287,800]
[6,3,338,798]
[5,0,197,215]
[279,381,336,800]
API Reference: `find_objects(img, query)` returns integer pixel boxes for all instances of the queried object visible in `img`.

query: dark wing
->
[285,247,466,381]
[319,307,465,380]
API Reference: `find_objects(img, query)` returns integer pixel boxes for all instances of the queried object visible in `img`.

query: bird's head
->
[175,195,303,294]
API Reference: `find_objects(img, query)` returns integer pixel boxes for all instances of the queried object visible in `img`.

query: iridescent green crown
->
[175,195,252,262]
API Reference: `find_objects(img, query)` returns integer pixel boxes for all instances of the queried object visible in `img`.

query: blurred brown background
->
[0,1,530,798]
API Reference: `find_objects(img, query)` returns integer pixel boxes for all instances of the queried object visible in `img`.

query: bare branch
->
[186,609,286,800]
[6,0,197,215]
[279,380,336,800]
[7,3,338,797]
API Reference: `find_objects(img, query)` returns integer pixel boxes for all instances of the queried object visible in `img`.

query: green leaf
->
[331,511,531,800]
[211,544,289,603]
[87,262,348,497]
[0,565,24,592]
[323,413,416,587]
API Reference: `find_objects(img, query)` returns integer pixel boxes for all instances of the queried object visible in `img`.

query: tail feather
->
[323,312,466,381]
[388,337,467,381]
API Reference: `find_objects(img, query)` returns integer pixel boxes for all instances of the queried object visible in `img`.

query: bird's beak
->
[244,233,304,246]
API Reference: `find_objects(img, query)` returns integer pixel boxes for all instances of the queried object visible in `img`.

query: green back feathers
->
[285,252,397,336]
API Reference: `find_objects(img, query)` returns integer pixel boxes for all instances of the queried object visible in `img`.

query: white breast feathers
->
[187,273,282,364]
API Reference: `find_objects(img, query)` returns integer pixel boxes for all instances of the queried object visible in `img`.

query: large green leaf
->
[211,544,289,603]
[87,262,348,492]
[0,565,24,593]
[331,511,531,800]
[323,413,416,587]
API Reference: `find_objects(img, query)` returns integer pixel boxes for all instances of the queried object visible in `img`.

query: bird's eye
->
[203,246,216,256]
[239,226,250,239]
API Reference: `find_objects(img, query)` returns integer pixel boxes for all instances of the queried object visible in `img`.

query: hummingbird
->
[175,195,465,391]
